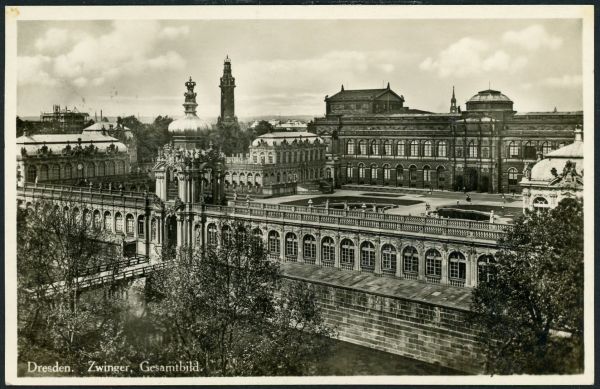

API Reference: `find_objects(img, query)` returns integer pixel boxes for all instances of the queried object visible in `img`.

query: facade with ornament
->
[520,125,584,211]
[314,85,582,194]
[16,132,130,188]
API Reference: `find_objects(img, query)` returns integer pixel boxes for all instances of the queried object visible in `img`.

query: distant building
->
[520,125,583,211]
[16,132,130,187]
[225,131,328,197]
[40,104,89,132]
[314,86,582,194]
[274,120,307,131]
[83,121,137,164]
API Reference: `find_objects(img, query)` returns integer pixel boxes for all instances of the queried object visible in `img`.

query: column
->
[418,244,425,281]
[465,251,473,287]
[334,235,341,269]
[395,241,403,278]
[353,236,360,271]
[176,216,183,247]
[280,231,286,261]
[315,233,322,266]
[298,230,304,263]
[374,238,382,275]
[441,251,449,285]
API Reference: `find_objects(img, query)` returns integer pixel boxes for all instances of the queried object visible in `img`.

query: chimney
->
[574,124,583,142]
[100,109,103,122]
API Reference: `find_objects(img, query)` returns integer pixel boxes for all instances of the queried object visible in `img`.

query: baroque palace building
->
[314,85,582,194]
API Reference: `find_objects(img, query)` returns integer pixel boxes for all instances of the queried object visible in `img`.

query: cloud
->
[502,25,562,50]
[540,74,582,88]
[34,28,71,54]
[18,55,57,86]
[419,37,527,78]
[20,21,187,89]
[159,25,190,39]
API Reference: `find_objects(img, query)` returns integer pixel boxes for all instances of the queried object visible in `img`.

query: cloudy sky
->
[17,18,582,119]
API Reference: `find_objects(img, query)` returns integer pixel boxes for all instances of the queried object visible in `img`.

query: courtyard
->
[249,188,522,224]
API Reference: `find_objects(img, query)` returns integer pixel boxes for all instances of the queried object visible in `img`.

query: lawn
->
[282,196,423,207]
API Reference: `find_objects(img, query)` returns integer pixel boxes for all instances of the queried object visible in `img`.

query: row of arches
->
[225,167,325,188]
[346,139,448,158]
[344,139,562,160]
[25,159,127,183]
[252,148,325,165]
[345,163,447,188]
[204,224,496,285]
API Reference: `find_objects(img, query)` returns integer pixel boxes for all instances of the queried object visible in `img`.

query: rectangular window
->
[397,142,405,156]
[268,237,280,254]
[450,262,466,280]
[384,143,391,155]
[304,241,316,260]
[426,259,441,277]
[322,245,335,262]
[137,219,145,237]
[347,166,353,178]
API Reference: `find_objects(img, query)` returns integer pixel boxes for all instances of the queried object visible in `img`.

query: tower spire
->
[218,55,237,126]
[450,85,458,113]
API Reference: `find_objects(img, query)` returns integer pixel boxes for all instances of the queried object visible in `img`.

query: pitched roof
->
[326,88,404,102]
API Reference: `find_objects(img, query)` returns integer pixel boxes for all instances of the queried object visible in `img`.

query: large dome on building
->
[168,77,211,133]
[528,128,583,182]
[466,89,514,112]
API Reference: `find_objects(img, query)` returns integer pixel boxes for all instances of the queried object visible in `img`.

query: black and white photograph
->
[4,4,594,385]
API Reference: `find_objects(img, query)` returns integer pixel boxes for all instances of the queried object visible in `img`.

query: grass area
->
[282,196,423,207]
[360,193,405,198]
[444,204,523,219]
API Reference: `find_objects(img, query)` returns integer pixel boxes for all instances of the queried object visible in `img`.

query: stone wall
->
[281,265,483,374]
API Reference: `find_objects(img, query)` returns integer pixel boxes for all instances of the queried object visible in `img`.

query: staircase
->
[318,179,334,194]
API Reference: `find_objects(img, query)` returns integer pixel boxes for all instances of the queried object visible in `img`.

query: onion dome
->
[168,76,210,133]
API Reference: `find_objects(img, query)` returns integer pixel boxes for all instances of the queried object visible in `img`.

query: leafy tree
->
[470,198,584,374]
[148,221,335,376]
[17,201,127,374]
[253,120,274,136]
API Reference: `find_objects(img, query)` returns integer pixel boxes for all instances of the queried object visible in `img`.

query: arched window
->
[321,237,335,265]
[360,241,376,271]
[381,244,397,274]
[468,142,478,158]
[222,225,232,245]
[449,252,467,283]
[106,161,115,175]
[408,165,417,187]
[358,163,365,179]
[509,141,519,157]
[93,210,101,229]
[103,211,112,232]
[410,141,419,157]
[425,249,442,278]
[397,140,405,156]
[383,164,391,181]
[151,218,158,242]
[115,213,123,233]
[39,164,49,181]
[370,164,378,180]
[403,246,419,274]
[508,168,518,185]
[370,140,379,155]
[64,164,72,179]
[268,231,280,255]
[283,172,288,183]
[423,165,431,183]
[533,197,549,209]
[87,163,95,178]
[268,153,273,164]
[285,232,298,260]
[137,215,145,238]
[383,141,391,156]
[436,166,446,188]
[395,165,404,187]
[252,154,258,163]
[477,255,495,284]
[358,140,367,155]
[340,239,355,270]
[251,228,263,249]
[303,235,317,263]
[276,172,281,183]
[423,141,432,157]
[27,165,37,183]
[50,164,60,180]
[523,141,537,159]
[541,142,552,156]
[207,224,218,246]
[125,214,134,236]
[437,141,447,157]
